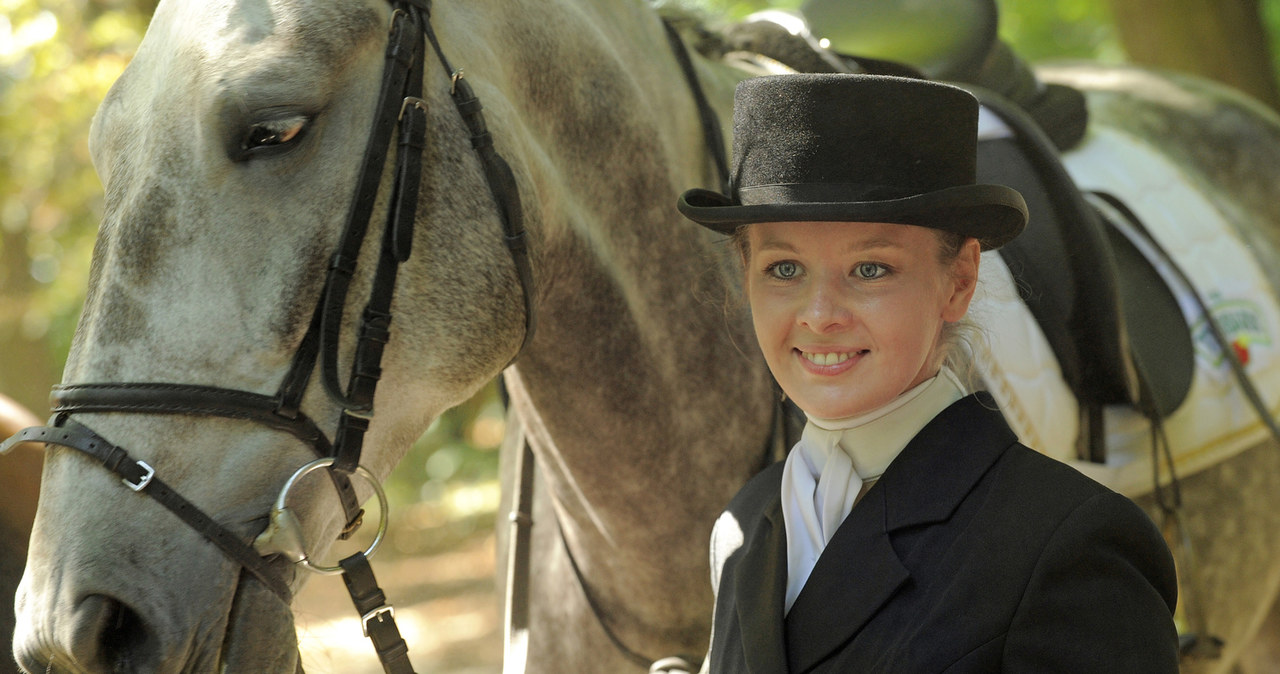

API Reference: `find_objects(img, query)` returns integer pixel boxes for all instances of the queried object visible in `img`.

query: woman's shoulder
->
[995,441,1117,507]
[723,460,787,515]
[983,441,1167,558]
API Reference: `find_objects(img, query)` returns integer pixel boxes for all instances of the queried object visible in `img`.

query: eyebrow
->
[755,235,908,254]
[851,236,907,252]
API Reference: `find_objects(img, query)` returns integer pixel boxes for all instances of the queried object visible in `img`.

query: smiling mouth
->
[800,350,867,366]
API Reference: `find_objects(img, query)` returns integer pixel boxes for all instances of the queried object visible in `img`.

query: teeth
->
[803,351,854,366]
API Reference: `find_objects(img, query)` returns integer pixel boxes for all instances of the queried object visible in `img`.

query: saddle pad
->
[969,251,1080,464]
[1059,127,1280,495]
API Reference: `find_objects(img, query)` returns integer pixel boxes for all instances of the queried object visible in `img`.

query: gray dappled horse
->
[6,0,1280,673]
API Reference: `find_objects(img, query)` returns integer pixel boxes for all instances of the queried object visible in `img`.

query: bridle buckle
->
[399,96,427,121]
[123,460,155,492]
[362,604,396,637]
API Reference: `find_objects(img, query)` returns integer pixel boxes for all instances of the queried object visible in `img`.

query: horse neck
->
[452,0,776,634]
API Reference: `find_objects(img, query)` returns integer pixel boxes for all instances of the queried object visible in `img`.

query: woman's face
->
[745,221,979,420]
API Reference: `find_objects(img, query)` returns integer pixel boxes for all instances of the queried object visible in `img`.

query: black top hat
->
[678,74,1027,250]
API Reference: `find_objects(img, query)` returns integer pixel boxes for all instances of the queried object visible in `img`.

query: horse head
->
[15,0,533,670]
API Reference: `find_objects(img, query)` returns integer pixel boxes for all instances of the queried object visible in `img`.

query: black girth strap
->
[0,418,293,603]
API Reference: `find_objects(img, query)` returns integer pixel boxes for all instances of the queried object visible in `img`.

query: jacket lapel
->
[732,491,790,674]
[781,393,1017,673]
[880,393,1017,531]
[783,485,907,673]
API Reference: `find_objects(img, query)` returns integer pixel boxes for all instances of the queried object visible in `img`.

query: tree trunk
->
[1107,0,1280,111]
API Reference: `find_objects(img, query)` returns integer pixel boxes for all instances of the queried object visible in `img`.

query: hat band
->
[737,182,925,205]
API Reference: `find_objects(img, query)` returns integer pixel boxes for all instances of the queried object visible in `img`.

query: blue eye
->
[768,261,800,280]
[855,263,887,279]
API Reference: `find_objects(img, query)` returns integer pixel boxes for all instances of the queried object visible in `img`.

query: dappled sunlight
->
[0,11,58,64]
[295,528,502,674]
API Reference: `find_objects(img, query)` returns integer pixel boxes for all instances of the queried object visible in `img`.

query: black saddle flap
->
[975,98,1193,431]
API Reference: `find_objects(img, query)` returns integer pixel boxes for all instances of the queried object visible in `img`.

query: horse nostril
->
[68,594,154,673]
[102,599,149,671]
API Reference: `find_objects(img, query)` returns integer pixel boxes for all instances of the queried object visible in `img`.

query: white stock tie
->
[780,368,967,614]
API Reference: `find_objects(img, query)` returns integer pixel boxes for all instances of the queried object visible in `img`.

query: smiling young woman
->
[677,74,1179,673]
[743,220,978,421]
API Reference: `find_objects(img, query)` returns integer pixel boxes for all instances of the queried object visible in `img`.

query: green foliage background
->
[1,0,1278,511]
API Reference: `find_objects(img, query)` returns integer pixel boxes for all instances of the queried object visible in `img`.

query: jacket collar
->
[781,393,1017,673]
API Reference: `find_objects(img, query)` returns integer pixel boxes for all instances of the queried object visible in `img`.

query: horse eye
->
[240,115,309,155]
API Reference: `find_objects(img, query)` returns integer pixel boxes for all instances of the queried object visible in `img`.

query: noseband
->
[1,0,532,670]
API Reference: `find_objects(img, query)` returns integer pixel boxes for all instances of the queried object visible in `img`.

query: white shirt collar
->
[805,367,967,481]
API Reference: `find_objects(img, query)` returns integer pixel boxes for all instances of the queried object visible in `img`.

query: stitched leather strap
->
[340,552,416,674]
[318,7,425,411]
[52,383,330,450]
[661,19,730,195]
[1,419,292,603]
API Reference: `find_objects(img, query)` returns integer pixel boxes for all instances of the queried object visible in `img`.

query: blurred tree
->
[996,0,1122,63]
[1107,0,1280,111]
[0,0,150,411]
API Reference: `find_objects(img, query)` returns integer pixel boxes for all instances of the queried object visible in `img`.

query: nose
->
[17,594,159,674]
[797,277,853,333]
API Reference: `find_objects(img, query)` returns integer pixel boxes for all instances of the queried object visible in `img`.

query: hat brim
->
[678,184,1027,251]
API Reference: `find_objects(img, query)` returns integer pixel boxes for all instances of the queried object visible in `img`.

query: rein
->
[0,1,533,671]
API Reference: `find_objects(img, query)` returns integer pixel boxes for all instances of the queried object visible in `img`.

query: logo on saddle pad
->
[1192,296,1273,371]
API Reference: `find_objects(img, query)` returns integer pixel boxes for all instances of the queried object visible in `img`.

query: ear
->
[941,237,981,322]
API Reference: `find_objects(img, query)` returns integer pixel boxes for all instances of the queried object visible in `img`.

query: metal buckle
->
[361,605,395,637]
[123,460,155,492]
[251,457,390,576]
[388,8,407,34]
[450,69,464,94]
[399,96,428,121]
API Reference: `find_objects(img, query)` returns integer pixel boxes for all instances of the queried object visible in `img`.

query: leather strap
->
[661,19,730,195]
[317,7,426,411]
[423,16,537,365]
[48,382,366,539]
[340,552,416,674]
[502,439,535,674]
[1092,191,1280,444]
[0,419,293,603]
[52,383,330,452]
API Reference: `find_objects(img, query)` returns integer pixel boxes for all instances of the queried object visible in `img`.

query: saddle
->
[975,90,1195,462]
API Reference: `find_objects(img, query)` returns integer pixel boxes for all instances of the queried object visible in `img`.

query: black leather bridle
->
[1,1,532,671]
